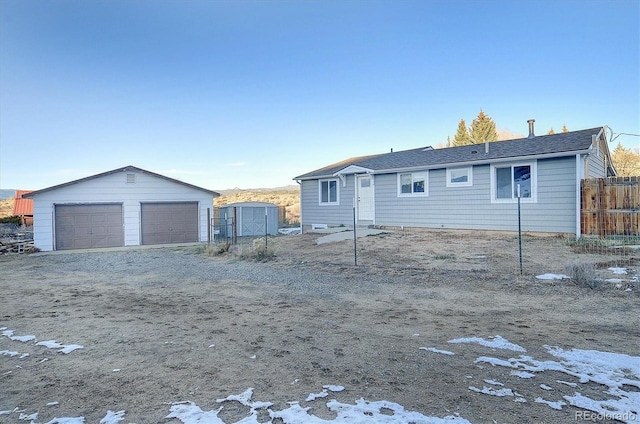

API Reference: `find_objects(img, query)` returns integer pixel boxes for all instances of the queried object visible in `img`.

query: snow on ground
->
[447,335,526,352]
[167,388,471,424]
[535,273,570,280]
[442,336,639,424]
[1,327,83,355]
[2,326,639,423]
[419,347,455,356]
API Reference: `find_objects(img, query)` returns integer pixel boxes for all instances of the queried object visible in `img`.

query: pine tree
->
[548,128,555,135]
[612,142,640,176]
[452,119,472,146]
[469,109,498,144]
[562,124,569,133]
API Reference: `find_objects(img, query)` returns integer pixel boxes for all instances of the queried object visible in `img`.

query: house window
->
[398,172,428,196]
[446,167,473,187]
[491,162,536,202]
[319,179,339,205]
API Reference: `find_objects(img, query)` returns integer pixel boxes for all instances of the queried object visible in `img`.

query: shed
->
[217,202,279,238]
[23,166,219,251]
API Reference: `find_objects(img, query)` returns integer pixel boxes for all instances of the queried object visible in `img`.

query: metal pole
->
[353,198,357,266]
[517,184,523,275]
[207,208,211,245]
[265,207,268,252]
[233,207,237,245]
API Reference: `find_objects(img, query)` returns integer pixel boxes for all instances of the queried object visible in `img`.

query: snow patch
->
[449,335,526,352]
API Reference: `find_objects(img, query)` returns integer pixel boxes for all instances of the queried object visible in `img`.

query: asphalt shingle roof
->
[295,127,603,179]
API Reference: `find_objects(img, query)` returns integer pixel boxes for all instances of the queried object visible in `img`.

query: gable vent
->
[126,173,136,183]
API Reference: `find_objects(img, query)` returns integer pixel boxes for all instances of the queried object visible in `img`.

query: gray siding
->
[300,177,356,226]
[587,142,607,178]
[300,156,579,233]
[375,158,577,232]
[375,166,519,230]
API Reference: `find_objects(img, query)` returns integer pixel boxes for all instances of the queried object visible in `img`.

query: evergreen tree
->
[469,109,498,144]
[452,119,472,146]
[562,124,569,133]
[612,142,640,176]
[548,128,555,135]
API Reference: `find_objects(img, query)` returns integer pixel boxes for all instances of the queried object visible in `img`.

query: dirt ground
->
[1,229,638,423]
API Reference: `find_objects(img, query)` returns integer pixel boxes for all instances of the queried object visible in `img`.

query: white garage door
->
[141,202,199,245]
[55,204,124,250]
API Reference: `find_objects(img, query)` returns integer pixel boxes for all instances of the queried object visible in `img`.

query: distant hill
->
[216,185,299,196]
[0,189,16,200]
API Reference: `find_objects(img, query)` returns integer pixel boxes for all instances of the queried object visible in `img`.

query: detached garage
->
[24,166,219,251]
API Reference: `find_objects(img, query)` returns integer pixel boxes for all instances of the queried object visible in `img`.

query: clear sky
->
[1,0,638,191]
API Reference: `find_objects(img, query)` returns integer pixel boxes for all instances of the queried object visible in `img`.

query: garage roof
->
[23,165,220,198]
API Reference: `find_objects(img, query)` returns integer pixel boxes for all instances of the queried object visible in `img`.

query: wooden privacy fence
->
[581,177,640,236]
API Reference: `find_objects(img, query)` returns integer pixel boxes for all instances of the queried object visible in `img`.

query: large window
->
[398,172,428,196]
[446,167,473,187]
[491,162,536,202]
[319,179,339,205]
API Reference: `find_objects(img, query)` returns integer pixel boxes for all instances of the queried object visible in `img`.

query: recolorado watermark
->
[575,410,637,421]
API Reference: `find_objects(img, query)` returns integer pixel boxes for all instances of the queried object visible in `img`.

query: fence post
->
[265,206,268,252]
[353,198,357,266]
[517,184,523,275]
[207,208,211,245]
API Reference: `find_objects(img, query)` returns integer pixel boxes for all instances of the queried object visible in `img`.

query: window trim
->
[490,161,537,203]
[318,178,340,205]
[397,172,428,197]
[446,166,473,187]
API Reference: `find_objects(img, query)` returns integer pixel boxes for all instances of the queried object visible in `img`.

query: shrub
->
[565,261,600,289]
[197,242,231,256]
[235,238,277,262]
[0,215,22,225]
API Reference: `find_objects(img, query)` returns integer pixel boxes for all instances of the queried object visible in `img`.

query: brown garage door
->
[141,202,199,245]
[55,204,124,250]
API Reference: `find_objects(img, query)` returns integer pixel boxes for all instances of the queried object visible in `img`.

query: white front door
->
[357,175,374,221]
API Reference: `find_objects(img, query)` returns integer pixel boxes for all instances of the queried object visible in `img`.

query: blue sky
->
[1,0,638,191]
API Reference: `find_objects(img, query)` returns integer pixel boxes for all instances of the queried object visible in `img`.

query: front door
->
[357,175,374,221]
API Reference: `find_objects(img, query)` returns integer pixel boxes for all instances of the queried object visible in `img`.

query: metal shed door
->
[240,207,267,236]
[55,204,124,250]
[141,202,199,245]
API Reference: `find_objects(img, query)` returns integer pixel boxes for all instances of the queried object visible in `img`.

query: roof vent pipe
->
[527,119,535,138]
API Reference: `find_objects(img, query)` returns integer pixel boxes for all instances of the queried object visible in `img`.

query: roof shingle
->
[295,127,603,179]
